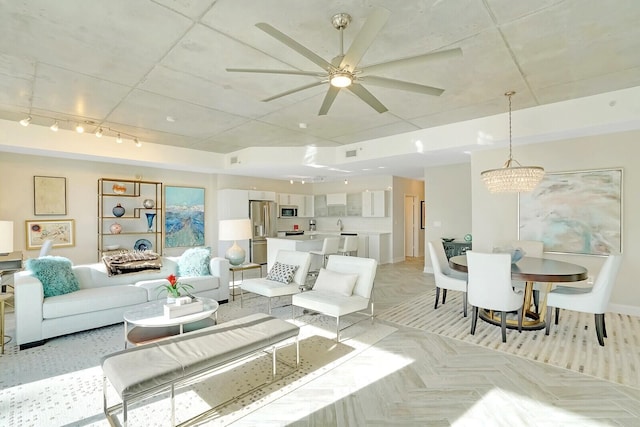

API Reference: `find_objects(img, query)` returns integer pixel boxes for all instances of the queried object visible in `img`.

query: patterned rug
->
[0,295,396,426]
[378,289,640,389]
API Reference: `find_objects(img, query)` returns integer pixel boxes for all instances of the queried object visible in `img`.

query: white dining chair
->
[545,254,621,346]
[337,236,358,256]
[428,240,468,317]
[309,237,340,268]
[467,251,523,343]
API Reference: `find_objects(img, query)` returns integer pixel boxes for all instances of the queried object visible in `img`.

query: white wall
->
[423,163,472,271]
[471,130,639,314]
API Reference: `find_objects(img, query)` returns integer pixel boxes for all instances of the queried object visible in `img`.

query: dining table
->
[449,255,588,330]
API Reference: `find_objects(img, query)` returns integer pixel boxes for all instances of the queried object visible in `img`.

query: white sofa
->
[14,256,230,349]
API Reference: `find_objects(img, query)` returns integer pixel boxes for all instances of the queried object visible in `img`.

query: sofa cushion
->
[266,261,298,284]
[178,247,211,277]
[42,285,148,319]
[26,256,80,297]
[313,268,358,296]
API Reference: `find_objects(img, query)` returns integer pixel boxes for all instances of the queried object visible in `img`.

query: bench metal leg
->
[272,345,277,379]
[336,316,340,342]
[171,384,175,426]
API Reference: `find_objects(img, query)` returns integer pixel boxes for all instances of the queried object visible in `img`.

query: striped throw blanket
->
[102,250,162,276]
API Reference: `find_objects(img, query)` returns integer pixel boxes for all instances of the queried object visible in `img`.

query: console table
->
[442,241,472,259]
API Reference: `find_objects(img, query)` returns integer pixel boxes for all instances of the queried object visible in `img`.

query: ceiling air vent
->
[345,149,357,158]
[230,156,239,165]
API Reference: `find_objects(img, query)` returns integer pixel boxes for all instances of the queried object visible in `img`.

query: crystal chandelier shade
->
[481,91,545,193]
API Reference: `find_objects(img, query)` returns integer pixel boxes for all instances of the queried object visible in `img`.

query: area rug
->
[378,289,640,389]
[0,296,396,426]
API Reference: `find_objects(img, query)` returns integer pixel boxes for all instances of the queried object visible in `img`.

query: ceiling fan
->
[226,7,461,115]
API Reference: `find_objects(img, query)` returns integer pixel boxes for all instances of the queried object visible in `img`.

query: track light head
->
[75,123,84,133]
[134,138,142,148]
[20,116,32,126]
[95,127,103,138]
[50,121,59,132]
[116,133,123,144]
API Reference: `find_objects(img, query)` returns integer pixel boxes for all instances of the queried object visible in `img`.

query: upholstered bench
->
[102,313,300,426]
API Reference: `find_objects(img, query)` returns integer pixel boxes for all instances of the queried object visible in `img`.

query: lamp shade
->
[0,221,14,254]
[218,219,252,241]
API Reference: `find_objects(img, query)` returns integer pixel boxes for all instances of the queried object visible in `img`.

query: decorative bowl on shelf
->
[112,183,127,194]
[104,245,120,251]
[441,238,455,243]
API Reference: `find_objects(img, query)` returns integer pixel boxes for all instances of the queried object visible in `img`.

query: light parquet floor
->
[233,257,640,426]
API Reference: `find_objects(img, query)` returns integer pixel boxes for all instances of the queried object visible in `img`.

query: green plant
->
[157,274,194,298]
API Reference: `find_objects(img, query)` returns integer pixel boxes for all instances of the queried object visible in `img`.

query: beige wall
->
[423,163,472,271]
[392,177,425,261]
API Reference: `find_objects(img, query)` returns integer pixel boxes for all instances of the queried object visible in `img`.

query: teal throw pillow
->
[25,256,80,298]
[178,247,211,277]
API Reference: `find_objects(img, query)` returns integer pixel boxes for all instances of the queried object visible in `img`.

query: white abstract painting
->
[518,169,622,255]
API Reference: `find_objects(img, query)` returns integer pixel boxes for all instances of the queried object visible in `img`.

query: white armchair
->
[428,241,468,316]
[467,251,523,343]
[292,255,377,342]
[545,254,621,346]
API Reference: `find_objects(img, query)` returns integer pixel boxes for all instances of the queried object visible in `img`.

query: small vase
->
[109,222,122,234]
[166,296,176,304]
[143,199,155,209]
[145,213,156,232]
[112,203,125,217]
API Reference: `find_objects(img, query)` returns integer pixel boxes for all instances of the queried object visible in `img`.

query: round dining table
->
[449,255,588,330]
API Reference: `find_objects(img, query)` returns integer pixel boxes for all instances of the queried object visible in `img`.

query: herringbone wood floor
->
[233,257,640,426]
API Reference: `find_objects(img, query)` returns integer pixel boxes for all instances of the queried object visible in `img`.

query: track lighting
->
[50,121,59,132]
[20,116,32,126]
[116,133,123,144]
[134,138,142,148]
[95,127,103,138]
[344,178,348,184]
[75,123,84,133]
[290,179,294,184]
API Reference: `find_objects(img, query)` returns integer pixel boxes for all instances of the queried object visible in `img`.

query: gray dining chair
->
[545,254,621,346]
[428,240,468,317]
[467,251,523,342]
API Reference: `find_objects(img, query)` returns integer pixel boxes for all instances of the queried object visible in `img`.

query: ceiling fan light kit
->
[481,91,545,193]
[227,7,460,115]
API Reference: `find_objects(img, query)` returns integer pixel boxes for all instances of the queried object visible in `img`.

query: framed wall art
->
[164,186,205,248]
[34,176,67,215]
[420,201,426,229]
[518,168,622,255]
[25,219,75,250]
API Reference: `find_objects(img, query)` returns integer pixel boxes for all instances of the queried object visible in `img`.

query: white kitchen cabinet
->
[357,235,369,257]
[218,189,249,219]
[299,195,314,217]
[326,193,347,205]
[362,190,386,217]
[367,233,391,264]
[279,193,305,207]
[248,190,276,201]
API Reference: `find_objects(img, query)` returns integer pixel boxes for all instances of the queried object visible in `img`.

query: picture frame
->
[164,186,205,248]
[34,176,67,215]
[518,168,622,255]
[25,219,75,250]
[420,201,426,229]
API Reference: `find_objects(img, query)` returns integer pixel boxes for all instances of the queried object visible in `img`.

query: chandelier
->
[481,91,544,193]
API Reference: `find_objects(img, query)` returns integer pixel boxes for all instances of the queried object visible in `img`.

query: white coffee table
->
[123,297,219,347]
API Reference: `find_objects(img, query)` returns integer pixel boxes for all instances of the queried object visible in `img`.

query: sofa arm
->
[210,257,230,301]
[14,271,45,345]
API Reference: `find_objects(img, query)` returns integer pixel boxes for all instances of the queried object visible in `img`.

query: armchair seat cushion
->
[241,278,300,298]
[292,290,369,317]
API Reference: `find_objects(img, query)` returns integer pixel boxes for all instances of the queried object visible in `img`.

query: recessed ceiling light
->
[166,116,175,122]
[298,122,307,129]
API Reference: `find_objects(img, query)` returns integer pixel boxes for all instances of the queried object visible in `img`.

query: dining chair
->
[428,241,468,317]
[509,240,544,312]
[309,237,340,268]
[337,236,359,256]
[545,254,621,346]
[467,251,523,343]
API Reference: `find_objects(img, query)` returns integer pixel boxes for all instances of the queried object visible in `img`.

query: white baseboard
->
[609,303,640,317]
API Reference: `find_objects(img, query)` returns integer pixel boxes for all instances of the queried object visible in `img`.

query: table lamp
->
[218,218,252,265]
[0,221,13,255]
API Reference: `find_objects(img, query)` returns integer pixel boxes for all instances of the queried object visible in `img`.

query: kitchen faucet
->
[337,218,343,231]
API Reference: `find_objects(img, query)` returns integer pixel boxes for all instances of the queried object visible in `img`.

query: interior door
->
[404,195,416,257]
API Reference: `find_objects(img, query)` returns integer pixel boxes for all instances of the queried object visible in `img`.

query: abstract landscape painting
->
[165,186,205,248]
[518,169,622,255]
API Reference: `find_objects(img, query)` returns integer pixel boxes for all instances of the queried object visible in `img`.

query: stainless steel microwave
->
[280,206,298,217]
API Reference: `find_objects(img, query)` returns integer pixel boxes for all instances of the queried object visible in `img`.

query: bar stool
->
[309,237,340,269]
[0,293,12,354]
[337,236,358,256]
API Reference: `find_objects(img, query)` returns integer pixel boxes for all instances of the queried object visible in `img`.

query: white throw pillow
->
[266,261,298,284]
[313,268,359,296]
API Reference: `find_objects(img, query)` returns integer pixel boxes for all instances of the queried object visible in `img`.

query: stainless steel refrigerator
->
[249,200,277,264]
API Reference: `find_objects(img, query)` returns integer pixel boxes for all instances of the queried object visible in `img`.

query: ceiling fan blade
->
[348,84,388,113]
[360,48,462,75]
[226,68,326,77]
[256,23,333,71]
[362,76,444,96]
[318,86,340,116]
[262,81,326,102]
[340,7,391,71]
